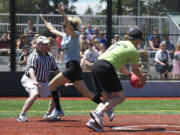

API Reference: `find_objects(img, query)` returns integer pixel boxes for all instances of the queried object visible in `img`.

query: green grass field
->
[0,99,180,118]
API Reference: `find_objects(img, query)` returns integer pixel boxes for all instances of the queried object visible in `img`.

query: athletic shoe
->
[51,108,64,116]
[44,112,51,120]
[44,111,61,121]
[86,119,104,132]
[90,111,103,129]
[106,109,114,122]
[17,113,28,122]
[47,108,64,120]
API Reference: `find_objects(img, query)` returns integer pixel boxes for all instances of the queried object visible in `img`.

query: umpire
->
[17,36,60,122]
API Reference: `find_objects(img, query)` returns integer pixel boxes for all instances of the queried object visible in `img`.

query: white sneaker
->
[47,108,63,120]
[86,119,104,132]
[44,112,51,120]
[90,111,103,129]
[106,109,114,122]
[17,113,28,122]
[44,112,61,121]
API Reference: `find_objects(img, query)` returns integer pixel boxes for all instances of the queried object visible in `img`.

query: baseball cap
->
[128,29,144,41]
[36,36,49,44]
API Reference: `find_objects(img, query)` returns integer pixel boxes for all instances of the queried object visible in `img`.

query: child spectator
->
[155,41,171,79]
[81,41,99,71]
[17,47,28,71]
[173,44,180,79]
[98,43,106,56]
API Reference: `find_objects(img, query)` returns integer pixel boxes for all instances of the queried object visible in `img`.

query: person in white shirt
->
[155,41,171,79]
[82,40,99,71]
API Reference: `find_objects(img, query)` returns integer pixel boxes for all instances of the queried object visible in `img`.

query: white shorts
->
[21,74,51,98]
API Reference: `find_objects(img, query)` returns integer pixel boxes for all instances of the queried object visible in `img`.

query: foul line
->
[1,109,180,113]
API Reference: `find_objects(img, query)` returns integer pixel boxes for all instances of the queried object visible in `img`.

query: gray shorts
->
[21,75,51,98]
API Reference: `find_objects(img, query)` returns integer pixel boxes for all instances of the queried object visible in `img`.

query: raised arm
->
[40,14,63,37]
[56,3,77,38]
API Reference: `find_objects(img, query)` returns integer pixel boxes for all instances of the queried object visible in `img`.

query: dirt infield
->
[1,115,180,135]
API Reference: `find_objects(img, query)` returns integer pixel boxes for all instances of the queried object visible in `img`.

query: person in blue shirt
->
[164,34,175,59]
[40,3,113,120]
[97,31,107,49]
[148,28,161,51]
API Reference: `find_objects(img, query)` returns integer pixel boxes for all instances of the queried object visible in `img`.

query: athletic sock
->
[92,94,102,104]
[51,90,61,111]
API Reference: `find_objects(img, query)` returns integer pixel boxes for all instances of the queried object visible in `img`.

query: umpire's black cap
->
[128,29,144,41]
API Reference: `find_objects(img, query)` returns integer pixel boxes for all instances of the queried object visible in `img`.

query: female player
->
[40,3,113,120]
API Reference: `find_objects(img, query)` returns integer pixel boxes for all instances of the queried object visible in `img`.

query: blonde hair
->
[160,41,166,47]
[175,44,180,51]
[123,35,129,40]
[67,16,82,30]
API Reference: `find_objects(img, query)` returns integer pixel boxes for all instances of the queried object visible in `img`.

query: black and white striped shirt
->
[25,49,58,82]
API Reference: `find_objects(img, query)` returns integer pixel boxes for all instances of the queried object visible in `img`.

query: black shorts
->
[91,60,123,95]
[62,61,82,82]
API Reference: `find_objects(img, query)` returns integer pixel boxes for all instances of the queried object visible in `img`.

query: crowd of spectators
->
[0,20,180,80]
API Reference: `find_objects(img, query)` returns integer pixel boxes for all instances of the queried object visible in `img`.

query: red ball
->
[130,73,146,89]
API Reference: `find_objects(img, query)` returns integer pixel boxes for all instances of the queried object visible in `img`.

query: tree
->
[0,0,9,13]
[98,0,180,16]
[84,6,93,15]
[0,0,78,14]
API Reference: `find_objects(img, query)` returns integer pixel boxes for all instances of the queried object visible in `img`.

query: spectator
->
[92,38,100,52]
[81,41,99,71]
[80,26,90,41]
[80,33,88,43]
[31,34,39,50]
[173,44,180,79]
[55,36,64,64]
[98,43,106,56]
[112,34,120,44]
[148,28,161,51]
[97,31,107,49]
[24,20,36,43]
[93,26,100,38]
[17,46,28,71]
[123,34,129,40]
[16,34,29,56]
[80,40,88,58]
[85,24,94,35]
[0,32,10,56]
[155,41,171,79]
[164,34,175,59]
[17,34,28,50]
[47,37,57,59]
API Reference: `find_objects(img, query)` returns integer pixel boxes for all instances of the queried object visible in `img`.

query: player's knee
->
[30,92,38,100]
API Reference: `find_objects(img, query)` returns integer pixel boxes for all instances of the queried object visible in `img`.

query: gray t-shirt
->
[61,31,81,63]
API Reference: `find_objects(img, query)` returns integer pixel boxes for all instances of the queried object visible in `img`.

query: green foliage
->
[0,0,9,13]
[84,6,93,15]
[0,99,180,118]
[98,0,180,16]
[0,0,78,14]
